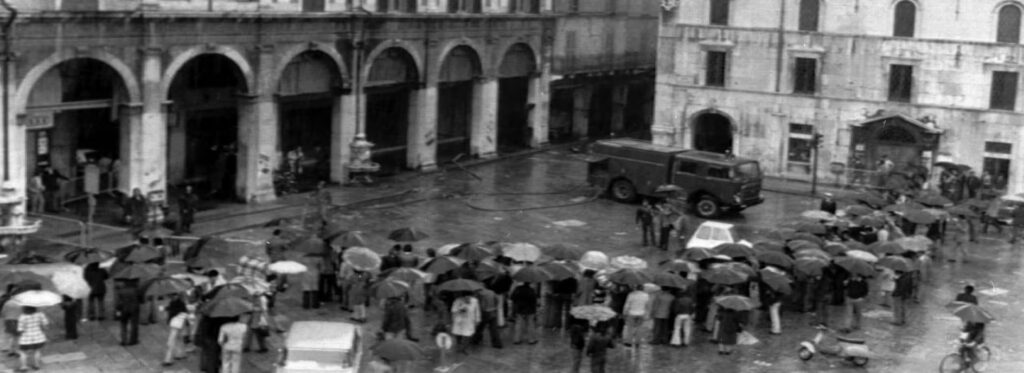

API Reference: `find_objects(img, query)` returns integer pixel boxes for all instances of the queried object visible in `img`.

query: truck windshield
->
[734,162,761,179]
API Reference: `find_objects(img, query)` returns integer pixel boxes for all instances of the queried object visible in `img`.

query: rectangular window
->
[990,71,1019,110]
[705,51,727,87]
[710,0,729,25]
[985,141,1013,154]
[798,0,819,31]
[888,64,913,102]
[787,123,814,175]
[793,58,817,94]
[707,167,731,179]
[677,161,698,174]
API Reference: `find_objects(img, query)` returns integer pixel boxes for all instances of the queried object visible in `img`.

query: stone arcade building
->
[0,0,554,204]
[656,0,1024,194]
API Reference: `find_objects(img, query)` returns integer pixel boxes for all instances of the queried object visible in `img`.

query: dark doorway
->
[548,88,575,143]
[366,86,410,175]
[167,54,247,201]
[437,82,472,164]
[692,112,733,154]
[497,77,531,152]
[279,98,333,185]
[623,81,654,139]
[588,84,613,139]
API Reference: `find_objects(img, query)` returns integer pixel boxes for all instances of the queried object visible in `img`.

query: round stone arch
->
[271,42,349,92]
[687,108,737,154]
[360,40,424,85]
[13,50,142,114]
[992,1,1024,41]
[160,45,256,99]
[431,38,489,82]
[495,40,541,77]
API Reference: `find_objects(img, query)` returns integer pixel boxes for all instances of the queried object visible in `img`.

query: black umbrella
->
[388,227,430,242]
[64,248,113,265]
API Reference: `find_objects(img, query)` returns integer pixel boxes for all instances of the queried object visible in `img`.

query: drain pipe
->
[0,0,16,181]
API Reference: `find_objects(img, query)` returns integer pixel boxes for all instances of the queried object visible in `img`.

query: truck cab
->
[587,138,764,218]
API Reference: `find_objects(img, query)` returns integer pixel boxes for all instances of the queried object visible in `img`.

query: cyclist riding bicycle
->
[961,321,986,363]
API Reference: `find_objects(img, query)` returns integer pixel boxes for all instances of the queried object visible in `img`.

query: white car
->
[277,321,363,373]
[686,221,750,250]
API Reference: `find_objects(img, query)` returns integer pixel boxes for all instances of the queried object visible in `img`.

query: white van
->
[277,321,363,373]
[686,221,743,250]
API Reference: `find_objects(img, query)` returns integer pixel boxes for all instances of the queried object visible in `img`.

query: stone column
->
[6,58,26,196]
[120,48,166,196]
[408,84,438,171]
[471,77,498,158]
[330,92,357,183]
[610,83,628,134]
[572,86,593,139]
[652,84,679,147]
[528,69,551,147]
[237,46,278,203]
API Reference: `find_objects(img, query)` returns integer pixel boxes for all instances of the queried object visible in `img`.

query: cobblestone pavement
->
[7,150,1024,372]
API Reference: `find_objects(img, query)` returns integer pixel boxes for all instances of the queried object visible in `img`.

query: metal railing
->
[29,213,87,247]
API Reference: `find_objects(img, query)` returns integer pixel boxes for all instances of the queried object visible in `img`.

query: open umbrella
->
[794,257,829,277]
[124,245,163,263]
[343,247,382,272]
[113,263,161,280]
[388,227,430,242]
[877,256,914,272]
[388,268,430,285]
[948,205,979,218]
[851,192,887,208]
[372,279,410,299]
[372,338,425,361]
[268,261,307,274]
[833,257,875,277]
[11,290,63,307]
[138,227,174,241]
[438,279,483,293]
[758,268,792,295]
[570,304,617,323]
[701,266,749,285]
[795,222,827,235]
[207,283,253,301]
[801,210,836,221]
[543,244,585,261]
[170,272,209,286]
[791,233,826,247]
[64,248,114,265]
[329,231,368,248]
[854,215,886,228]
[472,259,507,281]
[512,265,553,283]
[823,243,849,256]
[501,242,542,262]
[787,239,821,252]
[579,251,610,270]
[421,256,466,275]
[795,248,831,261]
[610,256,648,270]
[229,276,271,295]
[845,205,875,217]
[961,198,990,209]
[844,250,878,263]
[453,243,494,261]
[901,209,937,225]
[766,228,798,241]
[714,243,758,259]
[436,243,461,257]
[50,272,91,299]
[949,302,995,323]
[868,241,906,256]
[756,251,794,269]
[715,295,757,311]
[187,256,227,269]
[916,193,953,208]
[681,248,716,262]
[0,272,55,291]
[652,272,693,289]
[144,276,192,297]
[608,268,653,286]
[894,236,932,253]
[843,240,867,252]
[202,297,254,318]
[659,259,695,273]
[539,261,579,280]
[754,241,785,253]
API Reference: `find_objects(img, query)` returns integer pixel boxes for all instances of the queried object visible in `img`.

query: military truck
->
[587,138,764,218]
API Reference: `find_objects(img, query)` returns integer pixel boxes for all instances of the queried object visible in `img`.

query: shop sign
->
[22,112,54,130]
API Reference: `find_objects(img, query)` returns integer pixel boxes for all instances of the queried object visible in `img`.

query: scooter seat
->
[837,336,866,344]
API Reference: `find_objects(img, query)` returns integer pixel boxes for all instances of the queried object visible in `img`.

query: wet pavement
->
[7,149,1024,373]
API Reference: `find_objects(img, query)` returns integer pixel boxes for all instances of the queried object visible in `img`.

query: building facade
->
[656,0,1024,194]
[0,0,554,204]
[548,0,658,144]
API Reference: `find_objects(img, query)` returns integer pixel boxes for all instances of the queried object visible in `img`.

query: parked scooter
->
[798,325,872,367]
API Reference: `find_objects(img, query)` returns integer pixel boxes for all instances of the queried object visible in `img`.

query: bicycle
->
[939,336,991,373]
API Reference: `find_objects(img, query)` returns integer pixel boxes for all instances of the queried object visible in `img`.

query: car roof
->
[697,221,735,229]
[285,321,359,351]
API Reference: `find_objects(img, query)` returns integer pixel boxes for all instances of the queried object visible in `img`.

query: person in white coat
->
[451,292,481,354]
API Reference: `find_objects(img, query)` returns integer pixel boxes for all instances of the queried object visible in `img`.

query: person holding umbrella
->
[843,275,870,332]
[636,199,656,247]
[892,270,914,326]
[669,287,695,346]
[450,291,481,354]
[83,262,109,321]
[381,297,410,341]
[585,324,615,373]
[347,270,371,323]
[472,287,503,349]
[15,306,49,371]
[114,280,142,346]
[511,282,538,345]
[648,285,674,345]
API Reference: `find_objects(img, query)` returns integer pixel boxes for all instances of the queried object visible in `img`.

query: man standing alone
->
[636,200,655,247]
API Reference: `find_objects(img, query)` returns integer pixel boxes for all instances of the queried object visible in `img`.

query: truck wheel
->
[695,196,721,218]
[610,179,638,202]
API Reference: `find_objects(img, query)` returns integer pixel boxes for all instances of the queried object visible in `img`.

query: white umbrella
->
[579,251,609,270]
[12,290,63,307]
[844,250,878,263]
[170,272,209,286]
[51,272,91,299]
[611,255,648,270]
[268,261,307,274]
[500,242,542,262]
[437,243,461,256]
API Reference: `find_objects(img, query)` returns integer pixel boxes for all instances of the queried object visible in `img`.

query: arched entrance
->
[23,58,129,213]
[497,43,537,152]
[277,51,344,189]
[437,46,481,164]
[692,112,733,154]
[167,54,248,201]
[365,47,419,175]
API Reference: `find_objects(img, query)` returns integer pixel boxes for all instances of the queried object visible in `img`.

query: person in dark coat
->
[380,297,409,340]
[636,199,656,247]
[83,262,108,320]
[380,246,402,272]
[716,308,742,355]
[545,277,577,329]
[585,325,615,373]
[196,316,232,373]
[59,295,80,340]
[114,280,141,346]
[178,185,199,233]
[892,271,914,326]
[510,283,538,344]
[607,284,630,339]
[472,288,503,348]
[819,193,837,215]
[127,188,148,233]
[812,270,834,327]
[569,321,588,373]
[955,285,978,305]
[40,166,69,212]
[1011,205,1024,244]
